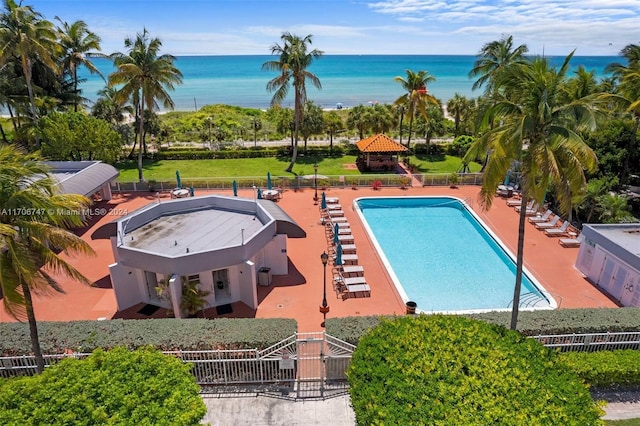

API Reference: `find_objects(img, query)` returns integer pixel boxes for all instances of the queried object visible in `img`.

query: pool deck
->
[0,184,617,331]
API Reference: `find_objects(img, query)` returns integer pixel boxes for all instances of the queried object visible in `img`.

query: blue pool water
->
[355,197,555,313]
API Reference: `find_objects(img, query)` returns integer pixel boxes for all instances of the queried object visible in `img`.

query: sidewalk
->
[200,391,640,425]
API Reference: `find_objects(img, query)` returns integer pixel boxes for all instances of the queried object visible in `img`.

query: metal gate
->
[294,332,355,398]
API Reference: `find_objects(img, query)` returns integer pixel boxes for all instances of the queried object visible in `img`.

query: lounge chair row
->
[320,197,371,299]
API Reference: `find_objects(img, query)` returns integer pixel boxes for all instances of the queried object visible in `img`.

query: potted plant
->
[180,278,211,318]
[449,173,460,188]
[372,179,382,191]
[399,176,411,190]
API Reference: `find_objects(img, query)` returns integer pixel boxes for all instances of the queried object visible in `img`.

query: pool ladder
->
[508,292,547,308]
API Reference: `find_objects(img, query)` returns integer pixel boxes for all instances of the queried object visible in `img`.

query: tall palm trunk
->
[621,117,638,184]
[406,112,414,149]
[510,192,528,330]
[22,281,45,373]
[286,86,302,173]
[73,68,79,112]
[137,95,145,182]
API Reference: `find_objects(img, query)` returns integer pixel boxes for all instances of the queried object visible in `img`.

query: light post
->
[313,163,319,204]
[319,251,329,327]
[206,117,212,149]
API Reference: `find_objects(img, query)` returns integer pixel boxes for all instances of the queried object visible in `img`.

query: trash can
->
[258,267,272,287]
[405,301,417,315]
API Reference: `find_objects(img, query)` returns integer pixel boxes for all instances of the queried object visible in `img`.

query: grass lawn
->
[606,420,640,425]
[115,155,479,182]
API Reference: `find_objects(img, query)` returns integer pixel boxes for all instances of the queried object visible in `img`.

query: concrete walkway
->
[200,391,640,424]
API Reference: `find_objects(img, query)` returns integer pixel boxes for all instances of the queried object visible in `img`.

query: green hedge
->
[0,318,297,356]
[0,347,206,425]
[154,145,349,160]
[326,308,640,345]
[560,350,640,389]
[348,315,602,425]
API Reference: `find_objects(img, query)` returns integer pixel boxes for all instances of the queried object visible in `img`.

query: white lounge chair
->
[528,210,553,223]
[534,216,561,229]
[326,204,342,210]
[544,221,571,237]
[333,265,364,276]
[559,233,584,247]
[337,234,354,243]
[329,217,348,223]
[339,244,356,253]
[326,197,339,204]
[328,210,344,217]
[515,202,538,214]
[339,254,358,264]
[506,198,528,207]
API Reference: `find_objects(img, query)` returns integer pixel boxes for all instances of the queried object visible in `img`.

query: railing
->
[111,173,484,193]
[532,332,640,352]
[4,331,633,383]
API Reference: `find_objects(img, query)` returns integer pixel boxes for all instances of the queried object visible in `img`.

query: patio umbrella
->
[267,172,272,190]
[335,243,343,266]
[333,223,339,245]
[321,192,327,210]
[176,170,182,189]
[232,180,238,196]
[257,188,263,199]
[503,170,511,186]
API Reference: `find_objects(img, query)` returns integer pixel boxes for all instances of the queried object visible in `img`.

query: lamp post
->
[313,163,319,204]
[206,116,212,149]
[319,251,329,327]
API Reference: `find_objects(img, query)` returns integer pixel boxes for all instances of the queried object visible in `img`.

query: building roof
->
[582,223,640,269]
[356,134,409,153]
[43,161,119,196]
[91,195,305,275]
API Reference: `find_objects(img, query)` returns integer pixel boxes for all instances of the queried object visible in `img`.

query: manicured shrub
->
[0,347,206,425]
[0,318,297,356]
[326,308,640,344]
[347,315,603,425]
[559,350,640,389]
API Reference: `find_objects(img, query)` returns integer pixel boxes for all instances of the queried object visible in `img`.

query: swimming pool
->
[354,197,556,313]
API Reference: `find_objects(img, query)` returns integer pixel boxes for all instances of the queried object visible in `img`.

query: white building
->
[92,195,305,317]
[576,223,640,306]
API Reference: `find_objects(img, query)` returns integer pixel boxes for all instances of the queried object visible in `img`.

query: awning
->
[44,161,119,196]
[257,200,306,238]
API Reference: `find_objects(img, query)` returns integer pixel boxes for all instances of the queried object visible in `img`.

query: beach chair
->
[326,204,342,210]
[326,197,339,204]
[559,233,584,248]
[340,254,358,264]
[507,198,528,207]
[544,221,571,237]
[534,216,561,229]
[515,202,539,215]
[337,234,355,244]
[339,244,356,253]
[329,217,348,223]
[333,265,364,277]
[528,209,553,223]
[328,210,345,217]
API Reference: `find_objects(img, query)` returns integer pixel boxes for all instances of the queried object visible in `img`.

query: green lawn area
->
[607,419,640,425]
[115,155,480,182]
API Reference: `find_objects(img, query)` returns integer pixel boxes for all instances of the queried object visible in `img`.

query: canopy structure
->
[355,134,408,172]
[43,161,119,201]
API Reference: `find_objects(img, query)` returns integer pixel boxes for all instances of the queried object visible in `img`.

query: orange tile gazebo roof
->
[356,134,409,153]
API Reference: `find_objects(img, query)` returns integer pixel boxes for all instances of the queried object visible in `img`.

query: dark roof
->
[257,199,307,238]
[356,134,409,153]
[44,161,119,196]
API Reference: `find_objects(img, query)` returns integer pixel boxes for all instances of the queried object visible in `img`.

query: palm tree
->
[0,145,95,373]
[394,70,438,149]
[347,104,368,139]
[109,28,183,182]
[262,32,323,172]
[469,35,529,94]
[323,110,343,155]
[0,0,58,124]
[602,44,640,184]
[598,193,633,223]
[446,93,472,137]
[469,35,528,131]
[55,17,104,112]
[464,52,599,330]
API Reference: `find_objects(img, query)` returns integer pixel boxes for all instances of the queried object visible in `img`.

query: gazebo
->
[355,134,409,172]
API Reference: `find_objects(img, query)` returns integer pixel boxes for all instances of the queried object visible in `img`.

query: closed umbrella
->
[232,180,238,196]
[335,243,343,266]
[267,172,272,190]
[321,192,327,210]
[333,223,339,245]
[503,170,510,186]
[176,171,182,189]
[257,188,263,199]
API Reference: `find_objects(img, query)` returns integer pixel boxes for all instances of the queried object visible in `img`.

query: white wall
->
[109,263,143,310]
[265,234,288,275]
[239,260,258,309]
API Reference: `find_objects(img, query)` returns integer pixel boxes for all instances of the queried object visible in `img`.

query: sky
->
[28,0,640,56]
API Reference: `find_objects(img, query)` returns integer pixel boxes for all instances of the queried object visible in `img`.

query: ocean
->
[78,55,618,111]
